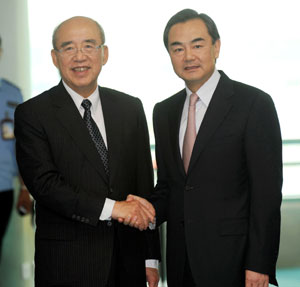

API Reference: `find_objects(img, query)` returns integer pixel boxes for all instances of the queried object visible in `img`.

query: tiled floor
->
[277,268,300,287]
[1,269,299,286]
[158,268,300,287]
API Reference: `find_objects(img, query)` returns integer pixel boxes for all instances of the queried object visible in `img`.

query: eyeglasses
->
[56,44,104,57]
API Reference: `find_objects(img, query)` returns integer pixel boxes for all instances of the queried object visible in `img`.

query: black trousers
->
[106,224,147,287]
[182,252,196,287]
[106,228,120,287]
[0,189,13,261]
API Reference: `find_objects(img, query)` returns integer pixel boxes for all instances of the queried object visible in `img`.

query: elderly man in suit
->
[14,16,160,287]
[131,8,282,287]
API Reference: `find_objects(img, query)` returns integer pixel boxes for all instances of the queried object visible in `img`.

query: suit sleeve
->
[150,103,170,227]
[135,99,161,261]
[244,92,282,285]
[14,103,105,226]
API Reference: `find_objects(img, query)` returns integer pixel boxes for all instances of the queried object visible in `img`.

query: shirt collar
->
[62,81,100,113]
[185,69,221,107]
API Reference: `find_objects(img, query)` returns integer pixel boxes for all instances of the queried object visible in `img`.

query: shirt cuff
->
[145,259,159,269]
[99,198,116,220]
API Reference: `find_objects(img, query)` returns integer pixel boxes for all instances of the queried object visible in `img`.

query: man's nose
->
[184,47,195,61]
[73,48,87,60]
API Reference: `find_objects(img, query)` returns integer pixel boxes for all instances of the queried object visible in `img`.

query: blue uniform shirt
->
[0,78,23,192]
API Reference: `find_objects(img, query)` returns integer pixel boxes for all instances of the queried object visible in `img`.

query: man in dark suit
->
[131,8,282,287]
[14,16,160,287]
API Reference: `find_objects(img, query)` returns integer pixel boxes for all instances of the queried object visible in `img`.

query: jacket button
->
[107,221,113,227]
[72,214,76,219]
[76,216,81,221]
[185,185,194,191]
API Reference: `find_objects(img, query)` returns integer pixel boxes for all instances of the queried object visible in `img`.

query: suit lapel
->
[50,82,108,183]
[188,72,234,174]
[99,87,122,184]
[168,89,186,178]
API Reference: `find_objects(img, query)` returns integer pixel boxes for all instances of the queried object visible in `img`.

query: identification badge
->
[1,117,14,140]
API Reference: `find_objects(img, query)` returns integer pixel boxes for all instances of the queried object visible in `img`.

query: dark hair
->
[163,9,220,51]
[52,16,105,50]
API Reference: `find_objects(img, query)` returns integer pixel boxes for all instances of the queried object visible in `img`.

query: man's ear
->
[102,45,109,65]
[214,39,221,60]
[51,49,59,68]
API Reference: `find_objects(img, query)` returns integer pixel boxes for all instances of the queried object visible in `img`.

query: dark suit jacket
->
[152,71,282,287]
[15,82,160,287]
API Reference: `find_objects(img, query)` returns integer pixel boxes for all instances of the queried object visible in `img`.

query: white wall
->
[0,0,31,100]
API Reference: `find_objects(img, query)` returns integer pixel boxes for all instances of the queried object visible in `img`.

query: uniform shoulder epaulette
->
[2,78,21,92]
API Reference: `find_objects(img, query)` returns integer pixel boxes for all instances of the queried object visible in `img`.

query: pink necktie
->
[182,93,199,173]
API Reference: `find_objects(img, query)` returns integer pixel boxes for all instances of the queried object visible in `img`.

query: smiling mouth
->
[72,67,90,72]
[184,65,200,71]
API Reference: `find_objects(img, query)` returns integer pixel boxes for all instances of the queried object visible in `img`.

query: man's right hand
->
[111,197,155,231]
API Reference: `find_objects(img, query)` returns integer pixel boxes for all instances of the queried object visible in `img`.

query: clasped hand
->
[111,195,155,231]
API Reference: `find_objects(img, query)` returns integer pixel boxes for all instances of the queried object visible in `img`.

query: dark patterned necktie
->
[81,99,109,175]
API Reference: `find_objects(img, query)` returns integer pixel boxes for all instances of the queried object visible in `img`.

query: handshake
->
[111,195,156,231]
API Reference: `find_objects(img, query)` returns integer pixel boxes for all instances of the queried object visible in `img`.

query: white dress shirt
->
[179,69,221,154]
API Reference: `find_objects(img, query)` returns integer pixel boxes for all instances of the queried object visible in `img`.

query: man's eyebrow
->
[191,37,205,43]
[170,41,183,47]
[60,41,73,48]
[170,37,205,47]
[59,39,97,48]
[84,39,97,44]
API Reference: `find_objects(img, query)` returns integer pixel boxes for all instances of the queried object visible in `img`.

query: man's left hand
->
[146,267,159,287]
[245,270,269,287]
[16,187,33,215]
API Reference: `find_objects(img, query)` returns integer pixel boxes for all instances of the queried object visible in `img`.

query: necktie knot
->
[189,93,199,107]
[81,99,92,111]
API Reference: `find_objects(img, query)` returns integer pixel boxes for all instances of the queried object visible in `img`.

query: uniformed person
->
[0,35,32,261]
